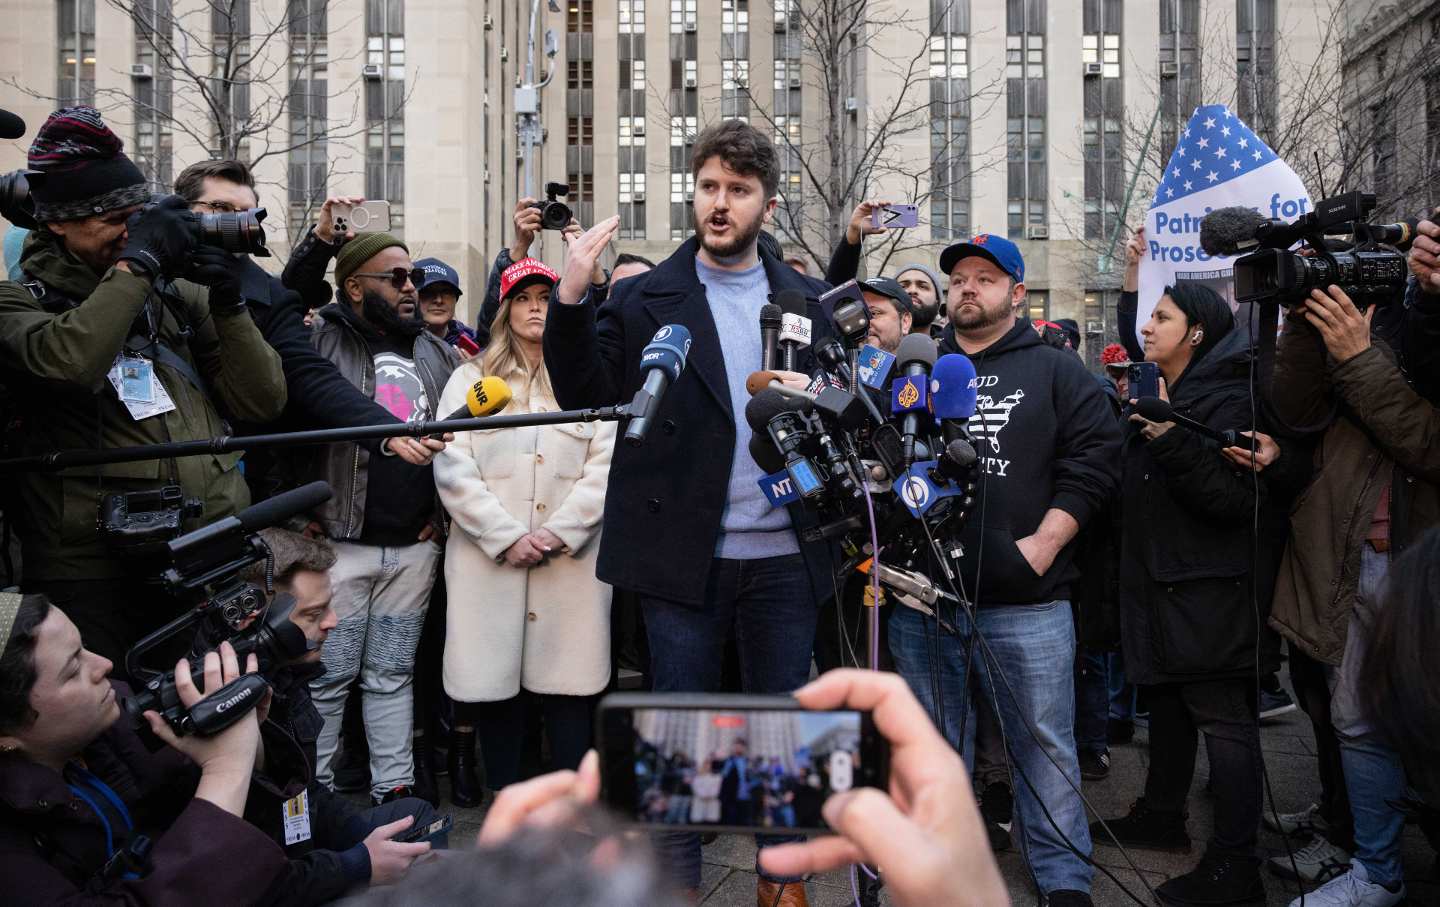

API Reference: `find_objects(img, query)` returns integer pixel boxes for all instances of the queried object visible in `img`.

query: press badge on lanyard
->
[283,789,313,844]
[107,354,177,421]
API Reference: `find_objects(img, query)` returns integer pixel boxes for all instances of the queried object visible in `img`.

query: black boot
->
[448,729,483,808]
[1155,851,1265,905]
[1090,800,1192,853]
[411,733,440,807]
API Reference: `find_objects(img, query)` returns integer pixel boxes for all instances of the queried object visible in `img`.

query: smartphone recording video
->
[598,693,888,835]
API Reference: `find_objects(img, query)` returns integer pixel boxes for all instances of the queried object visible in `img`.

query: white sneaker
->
[1287,861,1405,907]
[1265,802,1327,836]
[1268,834,1351,882]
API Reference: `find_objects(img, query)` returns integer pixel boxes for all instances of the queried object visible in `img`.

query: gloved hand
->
[183,245,246,314]
[119,195,200,279]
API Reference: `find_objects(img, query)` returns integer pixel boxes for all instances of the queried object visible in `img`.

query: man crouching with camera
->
[0,107,286,673]
[238,528,442,905]
[0,592,288,903]
[1269,279,1440,907]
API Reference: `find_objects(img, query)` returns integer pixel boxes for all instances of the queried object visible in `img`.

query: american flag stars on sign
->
[1153,105,1275,205]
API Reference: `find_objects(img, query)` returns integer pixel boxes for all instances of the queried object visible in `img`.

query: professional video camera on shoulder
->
[1205,190,1412,308]
[122,482,333,739]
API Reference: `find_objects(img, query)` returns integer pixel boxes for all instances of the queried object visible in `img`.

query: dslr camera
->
[0,169,40,230]
[123,483,330,738]
[1233,190,1410,308]
[531,181,573,231]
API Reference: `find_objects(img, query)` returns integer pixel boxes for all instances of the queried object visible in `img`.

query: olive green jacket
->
[0,230,287,580]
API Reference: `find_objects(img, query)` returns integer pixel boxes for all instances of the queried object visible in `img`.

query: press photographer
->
[1267,268,1440,905]
[234,528,442,906]
[0,593,287,905]
[0,107,286,672]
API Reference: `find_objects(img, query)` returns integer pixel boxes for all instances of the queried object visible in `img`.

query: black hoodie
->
[939,318,1123,605]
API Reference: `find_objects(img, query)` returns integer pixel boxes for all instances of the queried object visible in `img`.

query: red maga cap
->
[500,258,560,300]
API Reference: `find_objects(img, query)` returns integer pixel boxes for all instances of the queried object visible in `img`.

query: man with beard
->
[888,234,1120,907]
[895,264,945,337]
[296,232,457,807]
[544,119,835,907]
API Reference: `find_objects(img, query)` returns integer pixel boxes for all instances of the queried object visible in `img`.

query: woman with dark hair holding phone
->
[0,593,287,904]
[1091,283,1278,906]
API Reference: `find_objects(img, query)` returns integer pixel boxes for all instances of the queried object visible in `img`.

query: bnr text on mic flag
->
[1136,104,1310,343]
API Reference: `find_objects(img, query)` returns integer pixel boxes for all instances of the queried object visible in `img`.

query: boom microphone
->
[776,290,811,371]
[1135,397,1239,447]
[760,303,782,372]
[0,108,25,141]
[624,324,692,447]
[234,481,334,534]
[1199,206,1270,257]
[443,375,513,421]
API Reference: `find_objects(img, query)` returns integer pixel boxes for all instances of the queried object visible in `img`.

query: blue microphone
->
[931,353,978,420]
[625,324,692,447]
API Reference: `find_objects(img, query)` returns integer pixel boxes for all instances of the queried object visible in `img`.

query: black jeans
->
[1289,645,1356,850]
[467,692,595,789]
[1143,679,1263,856]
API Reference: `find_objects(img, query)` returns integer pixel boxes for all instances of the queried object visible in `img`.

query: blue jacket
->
[543,236,839,606]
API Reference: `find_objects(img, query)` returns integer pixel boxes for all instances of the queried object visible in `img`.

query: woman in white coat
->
[433,258,615,799]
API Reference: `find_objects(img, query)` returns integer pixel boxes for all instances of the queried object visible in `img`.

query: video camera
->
[1233,190,1410,308]
[0,169,39,230]
[531,181,573,231]
[123,482,332,738]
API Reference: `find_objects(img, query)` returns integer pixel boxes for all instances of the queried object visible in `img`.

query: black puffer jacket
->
[1119,324,1280,684]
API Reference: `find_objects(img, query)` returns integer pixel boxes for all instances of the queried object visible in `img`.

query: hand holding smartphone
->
[597,693,889,835]
[871,203,920,230]
[1126,361,1160,399]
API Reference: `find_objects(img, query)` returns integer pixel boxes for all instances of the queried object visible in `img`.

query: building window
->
[619,0,645,34]
[1371,102,1396,202]
[669,0,696,34]
[1427,69,1440,201]
[619,172,646,239]
[721,1,750,119]
[132,0,174,192]
[1236,0,1276,141]
[1082,0,1122,241]
[670,167,695,240]
[288,0,328,234]
[1083,289,1120,370]
[568,0,595,226]
[57,0,96,106]
[365,0,405,233]
[1006,0,1046,240]
[1017,290,1049,322]
[930,1,971,240]
[1159,0,1201,163]
[211,0,252,158]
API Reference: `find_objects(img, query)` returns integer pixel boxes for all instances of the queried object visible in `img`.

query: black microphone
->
[625,324,693,447]
[1135,397,1239,447]
[759,303,782,372]
[1199,206,1270,257]
[893,334,937,468]
[236,481,333,533]
[0,108,25,141]
[815,338,887,428]
[775,290,810,372]
[935,437,978,482]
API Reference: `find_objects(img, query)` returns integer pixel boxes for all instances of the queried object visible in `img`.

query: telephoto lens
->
[197,206,271,257]
[0,169,40,230]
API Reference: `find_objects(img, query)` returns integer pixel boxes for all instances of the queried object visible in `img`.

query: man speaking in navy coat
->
[544,120,834,907]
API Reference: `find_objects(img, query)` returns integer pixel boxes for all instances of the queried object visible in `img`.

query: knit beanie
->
[334,232,409,288]
[27,106,150,222]
[894,263,945,326]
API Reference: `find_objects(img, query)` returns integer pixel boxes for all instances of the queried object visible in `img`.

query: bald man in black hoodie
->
[887,234,1121,907]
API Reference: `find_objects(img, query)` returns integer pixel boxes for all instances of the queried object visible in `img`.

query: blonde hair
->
[482,287,552,400]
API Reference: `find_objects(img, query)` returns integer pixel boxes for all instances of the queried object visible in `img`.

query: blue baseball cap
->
[939,233,1025,283]
[413,257,463,296]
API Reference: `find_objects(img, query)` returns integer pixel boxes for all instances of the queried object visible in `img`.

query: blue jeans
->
[1074,647,1109,754]
[889,600,1093,895]
[1327,545,1407,886]
[638,555,819,890]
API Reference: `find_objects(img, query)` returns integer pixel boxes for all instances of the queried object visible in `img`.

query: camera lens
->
[0,169,39,231]
[541,200,572,231]
[197,207,270,257]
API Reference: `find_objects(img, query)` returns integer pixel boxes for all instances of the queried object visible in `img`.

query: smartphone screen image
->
[599,694,887,835]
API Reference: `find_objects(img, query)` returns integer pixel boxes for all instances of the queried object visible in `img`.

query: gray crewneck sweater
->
[695,257,800,559]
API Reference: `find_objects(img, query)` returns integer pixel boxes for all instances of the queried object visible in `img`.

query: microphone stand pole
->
[0,403,635,475]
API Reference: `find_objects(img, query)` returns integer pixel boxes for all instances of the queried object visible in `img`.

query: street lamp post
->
[517,0,560,204]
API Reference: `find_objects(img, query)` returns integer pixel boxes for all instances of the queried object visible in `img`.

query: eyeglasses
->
[193,200,244,213]
[352,268,426,290]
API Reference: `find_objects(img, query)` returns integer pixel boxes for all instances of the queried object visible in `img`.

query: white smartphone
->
[332,200,392,234]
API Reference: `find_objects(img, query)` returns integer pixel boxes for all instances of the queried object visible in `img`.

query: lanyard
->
[65,764,135,871]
